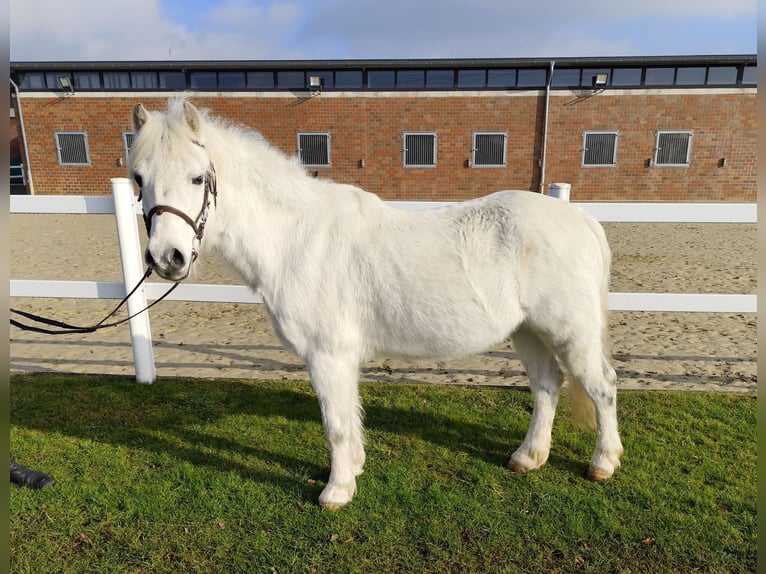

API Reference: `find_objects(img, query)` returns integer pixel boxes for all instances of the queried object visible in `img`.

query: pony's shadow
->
[10,375,586,497]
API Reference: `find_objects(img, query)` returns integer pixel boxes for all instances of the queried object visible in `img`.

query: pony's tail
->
[568,210,613,432]
[569,378,597,430]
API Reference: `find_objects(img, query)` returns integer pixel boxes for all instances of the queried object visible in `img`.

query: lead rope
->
[10,267,181,335]
[13,163,218,336]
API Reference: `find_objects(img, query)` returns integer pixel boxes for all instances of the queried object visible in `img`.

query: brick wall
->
[545,92,757,201]
[15,90,756,201]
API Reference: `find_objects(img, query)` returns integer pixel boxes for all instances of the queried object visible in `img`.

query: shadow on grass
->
[10,373,593,497]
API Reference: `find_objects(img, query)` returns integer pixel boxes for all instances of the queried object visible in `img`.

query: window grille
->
[472,133,507,167]
[55,132,90,165]
[123,132,136,160]
[298,133,330,166]
[654,131,692,166]
[403,133,437,167]
[582,132,618,166]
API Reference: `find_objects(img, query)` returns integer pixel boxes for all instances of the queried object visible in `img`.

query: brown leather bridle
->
[138,163,218,263]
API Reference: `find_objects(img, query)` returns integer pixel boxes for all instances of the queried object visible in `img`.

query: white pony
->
[129,99,623,509]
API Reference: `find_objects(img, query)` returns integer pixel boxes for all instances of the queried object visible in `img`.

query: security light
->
[308,75,322,93]
[592,73,608,87]
[58,75,74,92]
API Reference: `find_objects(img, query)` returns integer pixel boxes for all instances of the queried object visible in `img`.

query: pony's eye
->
[133,173,143,188]
[192,175,204,185]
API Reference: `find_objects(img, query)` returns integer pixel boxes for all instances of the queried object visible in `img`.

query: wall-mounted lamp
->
[58,75,74,93]
[719,157,727,168]
[592,73,608,88]
[308,75,322,95]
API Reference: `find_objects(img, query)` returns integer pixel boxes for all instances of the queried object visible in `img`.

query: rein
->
[11,164,218,336]
[10,267,180,335]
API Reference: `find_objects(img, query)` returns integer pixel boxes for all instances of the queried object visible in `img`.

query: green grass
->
[10,373,755,573]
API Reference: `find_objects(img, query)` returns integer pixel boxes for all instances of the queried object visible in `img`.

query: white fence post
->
[111,178,156,383]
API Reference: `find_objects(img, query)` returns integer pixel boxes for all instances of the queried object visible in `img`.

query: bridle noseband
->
[138,163,218,262]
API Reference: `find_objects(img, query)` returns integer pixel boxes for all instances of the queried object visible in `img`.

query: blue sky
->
[10,0,757,61]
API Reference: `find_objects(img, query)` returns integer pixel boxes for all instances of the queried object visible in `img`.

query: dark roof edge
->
[10,54,757,71]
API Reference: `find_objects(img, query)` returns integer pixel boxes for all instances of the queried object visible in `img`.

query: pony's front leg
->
[307,353,365,510]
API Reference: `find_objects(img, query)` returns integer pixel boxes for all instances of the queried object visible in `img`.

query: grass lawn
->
[10,373,756,573]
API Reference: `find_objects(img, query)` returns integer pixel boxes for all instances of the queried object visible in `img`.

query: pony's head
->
[129,99,217,281]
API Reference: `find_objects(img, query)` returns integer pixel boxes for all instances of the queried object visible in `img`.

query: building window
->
[551,69,580,87]
[654,131,692,166]
[707,66,738,85]
[426,70,454,88]
[368,70,395,89]
[675,67,706,86]
[55,132,90,166]
[18,72,45,90]
[335,70,363,89]
[74,72,101,90]
[611,68,642,86]
[458,69,486,88]
[247,71,275,89]
[159,72,186,90]
[645,68,675,85]
[298,133,330,166]
[397,70,425,88]
[487,69,517,88]
[582,132,618,166]
[742,65,757,85]
[403,133,437,167]
[190,72,218,89]
[517,69,547,87]
[123,132,136,160]
[472,132,507,167]
[277,71,305,89]
[218,72,246,89]
[104,72,130,89]
[131,72,158,89]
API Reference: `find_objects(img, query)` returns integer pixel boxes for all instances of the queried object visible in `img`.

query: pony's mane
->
[130,97,306,178]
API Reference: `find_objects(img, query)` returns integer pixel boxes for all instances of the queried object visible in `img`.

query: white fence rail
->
[11,180,757,383]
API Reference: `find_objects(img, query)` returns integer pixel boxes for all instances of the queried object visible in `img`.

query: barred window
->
[582,132,618,166]
[472,132,507,167]
[123,132,136,160]
[403,133,436,167]
[654,131,692,166]
[55,132,90,165]
[298,133,330,166]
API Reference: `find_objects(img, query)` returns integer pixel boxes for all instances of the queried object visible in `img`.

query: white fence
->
[11,179,757,383]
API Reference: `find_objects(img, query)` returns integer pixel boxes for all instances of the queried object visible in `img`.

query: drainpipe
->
[10,78,34,195]
[538,60,554,193]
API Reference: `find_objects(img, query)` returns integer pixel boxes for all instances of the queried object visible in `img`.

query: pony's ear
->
[183,101,202,136]
[132,103,149,132]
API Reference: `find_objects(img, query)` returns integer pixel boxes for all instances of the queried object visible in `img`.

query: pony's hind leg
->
[507,326,564,474]
[559,342,623,481]
[307,352,365,510]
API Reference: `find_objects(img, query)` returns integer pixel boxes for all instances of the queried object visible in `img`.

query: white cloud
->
[9,0,756,61]
[9,0,303,60]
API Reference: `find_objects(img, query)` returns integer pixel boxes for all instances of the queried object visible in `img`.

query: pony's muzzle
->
[144,245,191,281]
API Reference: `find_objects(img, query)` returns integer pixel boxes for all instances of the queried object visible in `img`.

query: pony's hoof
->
[318,483,355,510]
[320,501,348,511]
[507,460,529,474]
[586,467,613,482]
[507,448,548,474]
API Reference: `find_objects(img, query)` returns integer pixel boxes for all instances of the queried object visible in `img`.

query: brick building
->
[10,55,756,201]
